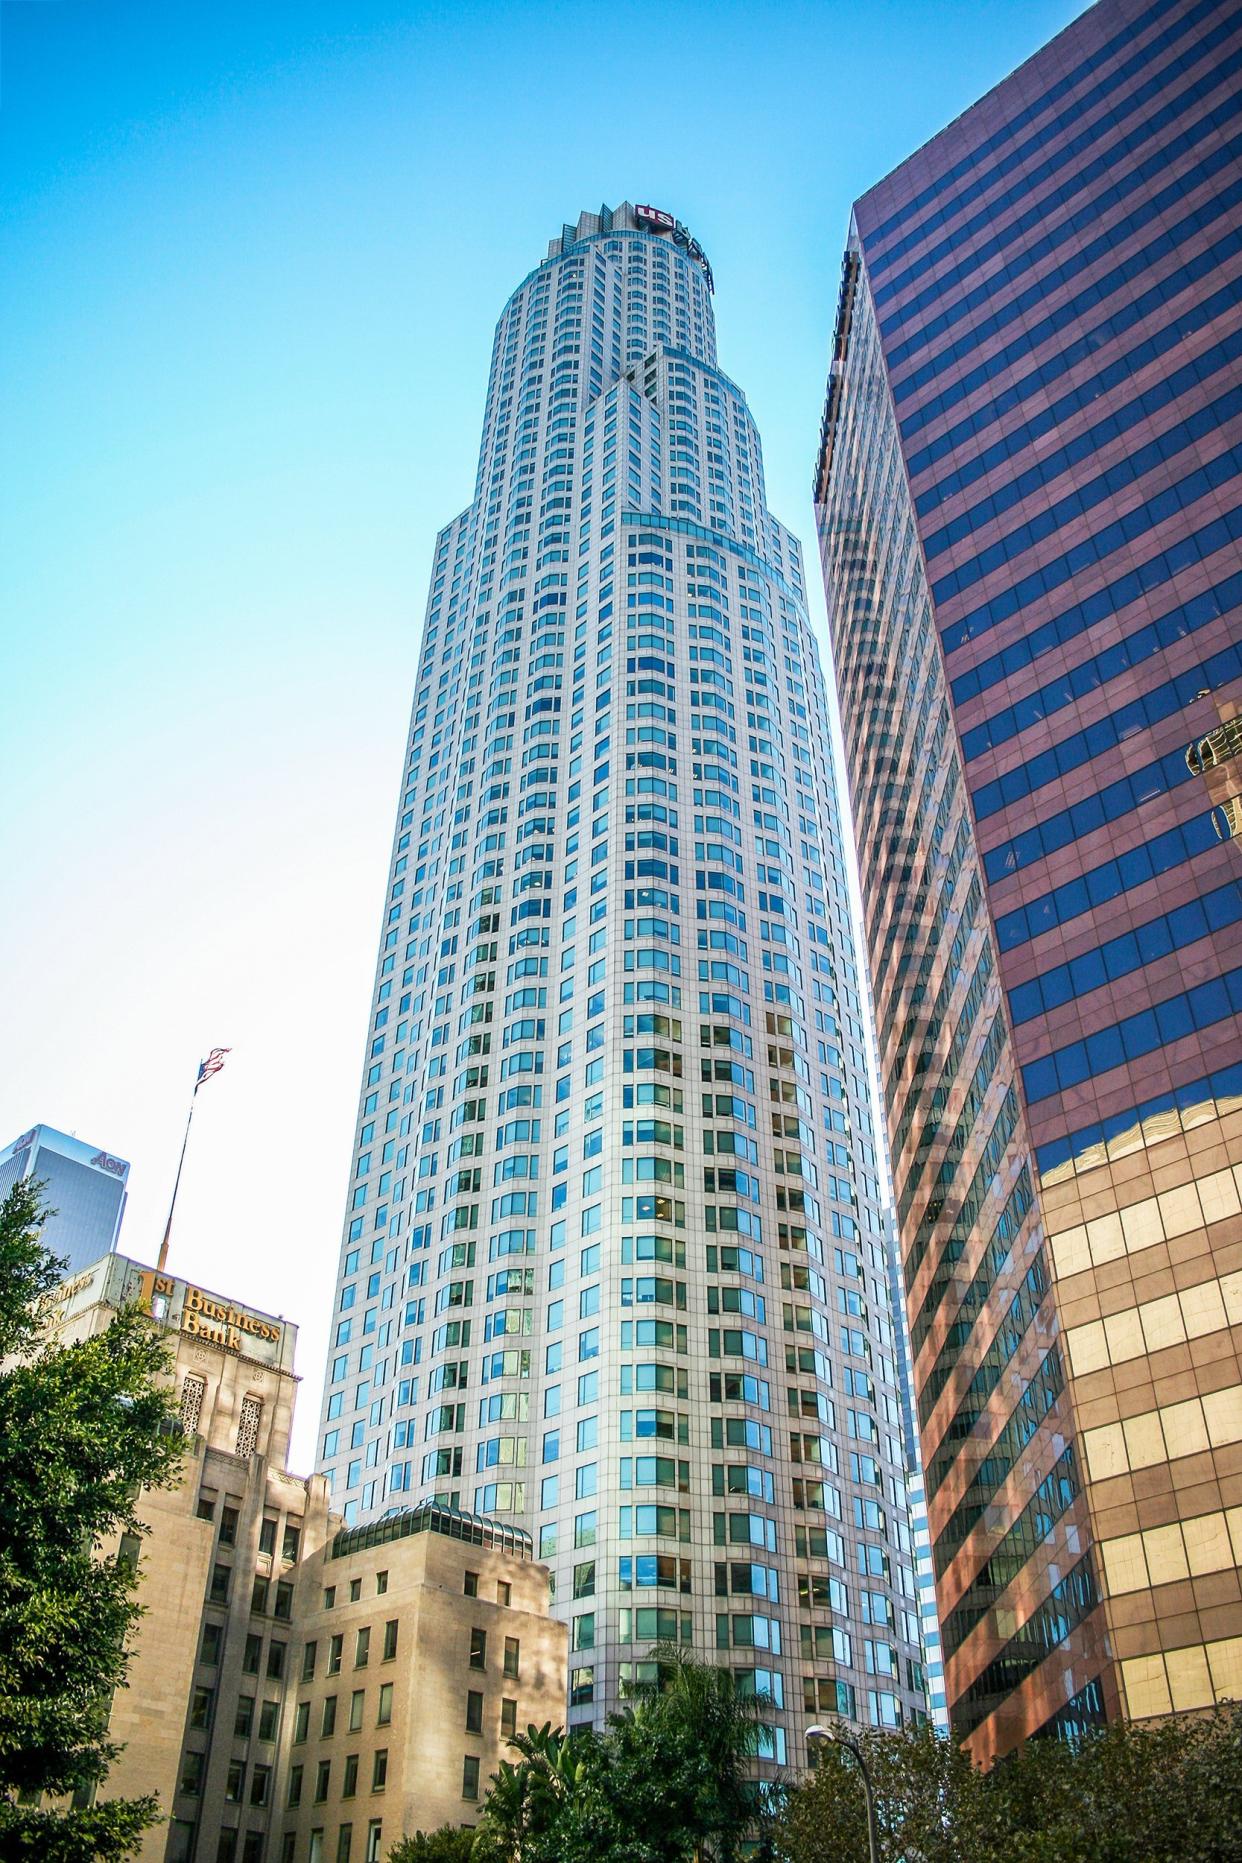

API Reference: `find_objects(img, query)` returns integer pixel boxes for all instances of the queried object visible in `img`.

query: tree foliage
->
[0,1179,184,1860]
[775,1707,1242,1863]
[388,1825,479,1863]
[466,1647,772,1863]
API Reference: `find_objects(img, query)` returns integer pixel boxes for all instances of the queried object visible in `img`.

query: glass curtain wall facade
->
[318,202,926,1759]
[815,0,1242,1760]
[1,1123,129,1273]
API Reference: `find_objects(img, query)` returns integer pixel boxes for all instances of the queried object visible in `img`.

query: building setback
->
[44,1254,566,1862]
[815,0,1242,1759]
[316,201,928,1758]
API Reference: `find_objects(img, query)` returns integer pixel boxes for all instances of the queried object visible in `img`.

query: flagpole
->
[156,1085,198,1274]
[155,1048,229,1274]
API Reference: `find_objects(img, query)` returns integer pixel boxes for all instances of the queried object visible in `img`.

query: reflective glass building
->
[815,0,1242,1759]
[317,203,928,1757]
[1,1122,130,1274]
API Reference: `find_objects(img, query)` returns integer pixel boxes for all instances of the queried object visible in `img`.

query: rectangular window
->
[201,1623,224,1666]
[259,1518,277,1556]
[250,1764,271,1807]
[503,1637,520,1679]
[377,1683,393,1727]
[315,1760,331,1803]
[355,1627,371,1668]
[465,1690,484,1734]
[366,1823,383,1863]
[382,1619,398,1661]
[462,1755,481,1802]
[501,1697,517,1738]
[469,1627,487,1670]
[267,1642,286,1680]
[219,1505,239,1546]
[321,1696,337,1738]
[342,1755,359,1799]
[189,1686,213,1732]
[226,1760,246,1803]
[287,1765,303,1808]
[464,1570,479,1597]
[179,1750,204,1797]
[349,1690,365,1733]
[293,1701,309,1744]
[242,1634,261,1676]
[259,1698,280,1742]
[234,1695,255,1738]
[302,1640,318,1682]
[328,1634,343,1676]
[336,1828,353,1863]
[372,1750,388,1792]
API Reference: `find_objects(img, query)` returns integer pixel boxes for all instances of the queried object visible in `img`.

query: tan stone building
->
[274,1509,567,1863]
[44,1255,566,1861]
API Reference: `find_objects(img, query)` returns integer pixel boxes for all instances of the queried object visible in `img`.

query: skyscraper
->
[1,1122,130,1274]
[815,0,1242,1759]
[318,202,926,1758]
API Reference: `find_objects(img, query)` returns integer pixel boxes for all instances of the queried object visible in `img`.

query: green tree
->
[470,1649,771,1863]
[775,1706,1242,1863]
[471,1721,595,1863]
[388,1825,479,1862]
[607,1644,772,1862]
[0,1178,184,1860]
[777,1721,978,1863]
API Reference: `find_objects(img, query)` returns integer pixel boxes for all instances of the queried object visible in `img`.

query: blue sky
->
[0,0,1084,1464]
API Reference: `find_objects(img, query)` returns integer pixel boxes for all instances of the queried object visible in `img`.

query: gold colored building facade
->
[814,0,1242,1759]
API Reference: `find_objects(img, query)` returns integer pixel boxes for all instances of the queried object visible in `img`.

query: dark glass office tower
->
[1,1122,130,1273]
[816,0,1242,1759]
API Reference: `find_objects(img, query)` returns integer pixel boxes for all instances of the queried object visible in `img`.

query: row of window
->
[301,1618,399,1679]
[293,1684,393,1743]
[884,48,1239,365]
[995,801,1217,952]
[287,1749,388,1805]
[865,0,1207,269]
[914,267,1242,516]
[953,500,1241,711]
[970,619,1241,820]
[934,374,1242,601]
[895,132,1241,413]
[1021,960,1242,1104]
[1037,1055,1242,1184]
[278,1820,383,1863]
[944,431,1242,654]
[1009,876,1241,1025]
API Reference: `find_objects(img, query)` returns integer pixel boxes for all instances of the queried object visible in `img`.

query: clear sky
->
[0,0,1085,1468]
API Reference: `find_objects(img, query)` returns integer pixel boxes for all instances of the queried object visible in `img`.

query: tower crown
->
[546,200,713,289]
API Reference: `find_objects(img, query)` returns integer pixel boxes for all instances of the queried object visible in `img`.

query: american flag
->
[195,1047,231,1090]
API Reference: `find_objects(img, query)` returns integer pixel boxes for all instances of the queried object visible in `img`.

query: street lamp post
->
[806,1724,880,1863]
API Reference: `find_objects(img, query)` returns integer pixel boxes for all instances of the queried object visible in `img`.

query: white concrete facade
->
[316,203,927,1763]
